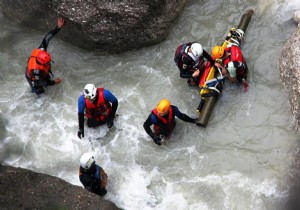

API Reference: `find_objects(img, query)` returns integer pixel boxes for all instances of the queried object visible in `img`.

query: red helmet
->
[37,51,51,65]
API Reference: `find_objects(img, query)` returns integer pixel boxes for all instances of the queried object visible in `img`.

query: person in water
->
[143,99,197,145]
[25,17,65,95]
[212,28,249,91]
[79,152,108,196]
[77,84,118,139]
[174,42,215,86]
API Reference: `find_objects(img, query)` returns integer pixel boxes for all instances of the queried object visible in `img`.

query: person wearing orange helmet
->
[212,43,249,92]
[143,99,197,145]
[25,17,65,95]
[174,42,215,86]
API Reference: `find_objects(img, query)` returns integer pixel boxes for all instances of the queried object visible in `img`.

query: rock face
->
[0,165,121,210]
[278,12,300,129]
[0,0,187,53]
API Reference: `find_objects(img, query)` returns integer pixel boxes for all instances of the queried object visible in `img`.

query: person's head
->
[156,99,171,116]
[84,84,97,101]
[188,43,203,61]
[37,51,51,65]
[211,46,225,60]
[80,152,96,170]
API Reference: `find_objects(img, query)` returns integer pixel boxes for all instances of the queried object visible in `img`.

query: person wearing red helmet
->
[25,17,65,95]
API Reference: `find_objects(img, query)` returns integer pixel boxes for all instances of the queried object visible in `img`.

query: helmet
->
[156,99,171,114]
[80,152,95,169]
[84,84,97,100]
[211,46,224,59]
[37,51,51,65]
[189,43,203,61]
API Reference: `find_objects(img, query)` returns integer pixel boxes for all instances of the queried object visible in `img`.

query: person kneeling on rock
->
[79,152,107,196]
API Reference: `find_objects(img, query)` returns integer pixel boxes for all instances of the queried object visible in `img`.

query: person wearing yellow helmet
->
[25,17,65,95]
[143,99,197,145]
[213,44,249,91]
[174,42,215,86]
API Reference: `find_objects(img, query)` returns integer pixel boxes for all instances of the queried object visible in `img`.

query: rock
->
[0,0,187,53]
[294,10,300,25]
[0,165,122,210]
[278,27,300,129]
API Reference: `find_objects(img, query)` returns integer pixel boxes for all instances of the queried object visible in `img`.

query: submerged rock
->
[0,165,121,210]
[0,0,187,53]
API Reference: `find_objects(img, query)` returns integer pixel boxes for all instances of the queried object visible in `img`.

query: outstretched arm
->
[173,106,196,123]
[38,17,65,50]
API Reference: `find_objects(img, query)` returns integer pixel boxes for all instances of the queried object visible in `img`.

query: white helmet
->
[189,43,203,61]
[80,152,96,169]
[84,84,97,100]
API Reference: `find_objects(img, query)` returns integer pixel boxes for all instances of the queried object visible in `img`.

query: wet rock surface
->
[0,165,121,210]
[0,0,187,53]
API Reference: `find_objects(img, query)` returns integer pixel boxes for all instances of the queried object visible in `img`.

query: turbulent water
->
[1,0,300,209]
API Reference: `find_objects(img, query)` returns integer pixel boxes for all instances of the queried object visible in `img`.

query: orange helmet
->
[37,51,51,65]
[156,99,171,114]
[211,46,224,60]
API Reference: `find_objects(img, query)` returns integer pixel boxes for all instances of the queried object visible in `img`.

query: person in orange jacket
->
[25,17,65,95]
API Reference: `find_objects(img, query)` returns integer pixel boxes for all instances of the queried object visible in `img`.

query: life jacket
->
[26,49,51,80]
[223,45,248,81]
[174,42,205,74]
[85,88,112,122]
[152,107,175,137]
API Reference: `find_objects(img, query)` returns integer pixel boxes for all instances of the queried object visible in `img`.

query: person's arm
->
[180,56,193,78]
[172,106,197,123]
[38,18,65,50]
[103,89,118,128]
[77,95,85,139]
[203,49,215,65]
[143,114,162,145]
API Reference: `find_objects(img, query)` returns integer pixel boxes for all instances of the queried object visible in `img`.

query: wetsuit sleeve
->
[78,95,86,130]
[103,89,118,120]
[172,106,196,123]
[38,26,61,50]
[203,49,215,64]
[143,114,157,140]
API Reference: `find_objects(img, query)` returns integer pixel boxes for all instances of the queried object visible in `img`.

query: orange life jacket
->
[152,107,175,136]
[26,49,51,80]
[85,88,112,122]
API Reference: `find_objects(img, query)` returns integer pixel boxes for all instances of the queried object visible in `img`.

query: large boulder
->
[278,11,300,129]
[0,0,187,53]
[0,165,121,210]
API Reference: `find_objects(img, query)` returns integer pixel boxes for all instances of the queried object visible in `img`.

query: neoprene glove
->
[107,120,114,128]
[77,129,84,139]
[153,135,162,146]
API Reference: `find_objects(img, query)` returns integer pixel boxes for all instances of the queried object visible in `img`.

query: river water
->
[1,0,300,209]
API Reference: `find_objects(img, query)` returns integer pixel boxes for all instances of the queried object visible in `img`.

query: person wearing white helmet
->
[77,84,118,139]
[174,42,215,86]
[79,152,108,196]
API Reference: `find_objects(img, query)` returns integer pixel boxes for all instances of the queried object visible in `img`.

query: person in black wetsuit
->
[143,99,197,145]
[25,17,65,95]
[174,42,215,86]
[79,152,108,197]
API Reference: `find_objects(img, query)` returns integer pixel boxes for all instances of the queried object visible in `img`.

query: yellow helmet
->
[156,99,171,114]
[211,46,224,59]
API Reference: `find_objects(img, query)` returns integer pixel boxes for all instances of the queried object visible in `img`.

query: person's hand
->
[57,17,65,28]
[107,120,114,128]
[193,118,198,124]
[77,129,84,139]
[153,135,162,146]
[54,78,62,84]
[243,80,249,92]
[192,69,200,78]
